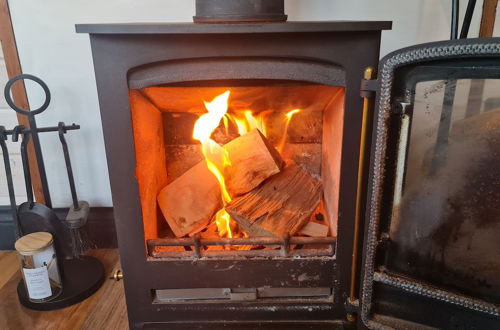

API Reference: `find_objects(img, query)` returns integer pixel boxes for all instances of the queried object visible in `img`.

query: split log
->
[199,222,225,251]
[199,221,219,239]
[299,222,329,237]
[157,161,222,237]
[226,162,323,237]
[165,142,322,184]
[158,128,283,237]
[299,200,329,237]
[280,143,322,177]
[224,128,284,197]
[264,110,323,145]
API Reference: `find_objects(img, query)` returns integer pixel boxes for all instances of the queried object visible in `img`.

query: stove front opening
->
[128,81,344,258]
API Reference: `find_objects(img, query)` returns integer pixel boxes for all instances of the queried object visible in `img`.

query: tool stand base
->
[17,256,104,311]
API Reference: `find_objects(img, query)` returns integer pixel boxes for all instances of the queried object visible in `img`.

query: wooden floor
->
[0,249,128,330]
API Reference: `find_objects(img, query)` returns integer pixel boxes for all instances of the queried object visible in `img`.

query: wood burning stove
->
[77,1,500,329]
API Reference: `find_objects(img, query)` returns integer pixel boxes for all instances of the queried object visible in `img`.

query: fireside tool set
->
[2,74,104,310]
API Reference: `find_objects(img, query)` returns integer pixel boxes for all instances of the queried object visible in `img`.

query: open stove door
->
[358,38,500,329]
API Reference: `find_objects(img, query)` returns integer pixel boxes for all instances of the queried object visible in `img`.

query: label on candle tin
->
[22,266,52,299]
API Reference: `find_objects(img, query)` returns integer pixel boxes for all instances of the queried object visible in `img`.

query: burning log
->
[157,161,222,237]
[299,221,329,237]
[158,128,284,237]
[280,143,322,177]
[226,162,322,237]
[299,201,329,237]
[224,128,284,197]
[265,109,323,145]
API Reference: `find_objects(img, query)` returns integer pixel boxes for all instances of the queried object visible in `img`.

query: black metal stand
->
[3,74,105,311]
[17,256,105,311]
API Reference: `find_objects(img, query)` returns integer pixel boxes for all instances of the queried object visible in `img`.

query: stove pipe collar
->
[194,0,287,23]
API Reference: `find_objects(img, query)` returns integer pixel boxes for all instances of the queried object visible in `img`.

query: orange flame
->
[285,108,301,120]
[228,113,249,136]
[193,91,234,237]
[214,209,233,238]
[193,90,230,141]
[192,91,267,239]
[225,110,268,137]
[193,91,300,240]
[277,109,301,153]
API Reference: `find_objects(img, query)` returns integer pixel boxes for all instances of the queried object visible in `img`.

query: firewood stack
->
[157,127,327,244]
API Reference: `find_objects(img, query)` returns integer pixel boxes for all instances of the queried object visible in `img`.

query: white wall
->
[0,48,28,205]
[5,0,499,207]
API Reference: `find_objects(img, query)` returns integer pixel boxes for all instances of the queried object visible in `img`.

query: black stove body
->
[77,18,389,329]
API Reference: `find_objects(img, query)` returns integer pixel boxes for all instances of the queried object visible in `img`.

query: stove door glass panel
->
[387,78,500,304]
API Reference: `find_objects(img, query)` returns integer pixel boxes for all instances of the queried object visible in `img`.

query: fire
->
[193,91,301,239]
[225,110,268,137]
[192,91,234,237]
[285,108,301,120]
[214,209,233,238]
[192,91,230,141]
[277,109,301,153]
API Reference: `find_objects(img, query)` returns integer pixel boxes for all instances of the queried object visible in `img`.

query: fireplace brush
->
[58,122,92,258]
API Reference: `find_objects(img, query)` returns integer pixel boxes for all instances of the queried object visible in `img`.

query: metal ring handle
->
[4,74,51,116]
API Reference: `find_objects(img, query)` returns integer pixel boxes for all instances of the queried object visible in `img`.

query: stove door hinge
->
[360,78,380,98]
[345,296,360,313]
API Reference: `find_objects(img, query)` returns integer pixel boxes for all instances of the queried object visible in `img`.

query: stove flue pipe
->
[194,0,287,23]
